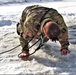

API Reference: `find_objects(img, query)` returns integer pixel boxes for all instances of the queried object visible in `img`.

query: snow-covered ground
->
[0,1,76,75]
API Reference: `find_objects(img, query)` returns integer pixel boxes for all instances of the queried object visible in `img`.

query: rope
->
[0,36,42,55]
[0,36,34,55]
[29,41,43,56]
[29,38,41,49]
[0,44,20,54]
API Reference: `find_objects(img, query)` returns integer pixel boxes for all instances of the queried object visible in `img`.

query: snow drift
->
[0,1,76,75]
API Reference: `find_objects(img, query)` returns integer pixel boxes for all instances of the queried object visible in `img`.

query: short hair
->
[47,22,60,41]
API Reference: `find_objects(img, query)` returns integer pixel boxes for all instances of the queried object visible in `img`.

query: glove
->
[61,49,70,55]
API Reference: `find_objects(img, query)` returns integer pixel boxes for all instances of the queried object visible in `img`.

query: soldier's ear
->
[42,27,46,34]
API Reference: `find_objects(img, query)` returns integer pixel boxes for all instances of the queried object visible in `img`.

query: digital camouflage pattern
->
[17,5,69,52]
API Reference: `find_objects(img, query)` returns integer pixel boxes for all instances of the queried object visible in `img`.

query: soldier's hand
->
[61,49,71,55]
[18,52,30,60]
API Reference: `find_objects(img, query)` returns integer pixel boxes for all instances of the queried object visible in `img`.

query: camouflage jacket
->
[19,5,67,39]
[17,5,69,50]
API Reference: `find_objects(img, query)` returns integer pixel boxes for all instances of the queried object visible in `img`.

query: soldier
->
[17,5,70,60]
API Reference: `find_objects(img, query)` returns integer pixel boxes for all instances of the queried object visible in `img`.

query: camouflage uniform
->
[17,5,69,53]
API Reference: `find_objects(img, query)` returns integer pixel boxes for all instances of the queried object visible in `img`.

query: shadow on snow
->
[0,20,12,27]
[68,25,76,44]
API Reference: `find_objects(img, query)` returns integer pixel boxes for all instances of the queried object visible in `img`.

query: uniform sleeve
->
[58,27,69,49]
[19,36,28,51]
[18,8,28,51]
[57,16,69,50]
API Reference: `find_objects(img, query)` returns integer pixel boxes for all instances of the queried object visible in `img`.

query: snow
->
[0,1,76,75]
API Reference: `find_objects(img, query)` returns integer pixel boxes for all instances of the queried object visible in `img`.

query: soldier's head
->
[42,21,60,41]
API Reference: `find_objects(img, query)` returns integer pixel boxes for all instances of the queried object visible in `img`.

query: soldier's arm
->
[58,27,69,50]
[55,12,70,50]
[19,36,29,53]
